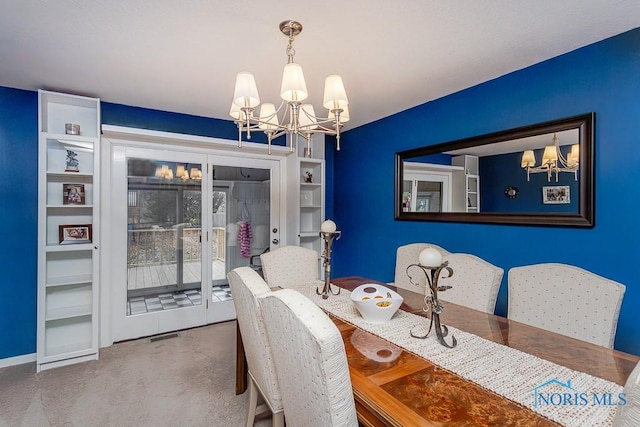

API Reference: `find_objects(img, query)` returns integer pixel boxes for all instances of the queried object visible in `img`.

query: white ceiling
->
[1,1,639,131]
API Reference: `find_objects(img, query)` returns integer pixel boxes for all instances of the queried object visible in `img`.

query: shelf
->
[299,231,320,237]
[45,304,92,321]
[300,159,323,165]
[43,133,98,149]
[47,204,93,209]
[46,274,93,288]
[41,345,95,362]
[300,205,322,209]
[45,243,93,252]
[300,182,322,187]
[47,171,93,179]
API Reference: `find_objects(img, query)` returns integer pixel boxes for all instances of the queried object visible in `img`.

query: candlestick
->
[316,220,341,299]
[406,258,457,348]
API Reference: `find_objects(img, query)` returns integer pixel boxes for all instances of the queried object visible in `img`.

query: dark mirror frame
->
[394,113,595,227]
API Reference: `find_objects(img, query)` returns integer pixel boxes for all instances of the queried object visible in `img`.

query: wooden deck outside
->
[127,260,226,290]
[127,227,227,291]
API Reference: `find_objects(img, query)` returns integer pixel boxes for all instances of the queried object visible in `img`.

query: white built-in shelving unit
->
[37,90,100,371]
[452,155,480,212]
[286,134,326,268]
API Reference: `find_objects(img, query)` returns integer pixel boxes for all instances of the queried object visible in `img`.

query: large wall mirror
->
[395,113,594,226]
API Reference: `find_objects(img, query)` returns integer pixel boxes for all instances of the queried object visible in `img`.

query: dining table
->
[235,276,638,426]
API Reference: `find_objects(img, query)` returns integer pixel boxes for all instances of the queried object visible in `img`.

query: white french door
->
[108,146,280,342]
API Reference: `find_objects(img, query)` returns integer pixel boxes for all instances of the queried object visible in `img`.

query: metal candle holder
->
[406,261,457,348]
[316,229,342,299]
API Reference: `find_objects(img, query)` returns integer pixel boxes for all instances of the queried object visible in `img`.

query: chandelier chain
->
[286,37,296,63]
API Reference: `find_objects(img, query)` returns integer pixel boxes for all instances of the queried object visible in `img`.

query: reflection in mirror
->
[395,113,594,227]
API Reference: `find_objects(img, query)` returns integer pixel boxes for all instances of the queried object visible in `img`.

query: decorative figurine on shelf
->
[304,171,313,183]
[317,219,341,299]
[65,150,79,172]
[406,248,457,348]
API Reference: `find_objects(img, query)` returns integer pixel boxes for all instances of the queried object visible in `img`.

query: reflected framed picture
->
[59,224,92,244]
[542,186,570,204]
[63,184,85,205]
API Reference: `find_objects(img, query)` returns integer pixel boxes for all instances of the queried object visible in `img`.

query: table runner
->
[289,281,622,427]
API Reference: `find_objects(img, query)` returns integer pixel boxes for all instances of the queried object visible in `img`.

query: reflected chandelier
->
[521,133,579,182]
[230,20,349,156]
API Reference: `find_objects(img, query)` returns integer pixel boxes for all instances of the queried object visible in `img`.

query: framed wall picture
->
[63,183,85,205]
[59,224,92,244]
[542,186,570,204]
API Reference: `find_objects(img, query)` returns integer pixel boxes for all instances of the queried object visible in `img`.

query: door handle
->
[272,238,279,245]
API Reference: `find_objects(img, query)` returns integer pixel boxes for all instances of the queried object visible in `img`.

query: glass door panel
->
[209,166,271,312]
[126,159,203,316]
[405,172,452,212]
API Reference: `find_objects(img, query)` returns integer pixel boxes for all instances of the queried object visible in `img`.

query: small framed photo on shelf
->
[63,184,85,205]
[59,224,92,244]
[542,185,570,204]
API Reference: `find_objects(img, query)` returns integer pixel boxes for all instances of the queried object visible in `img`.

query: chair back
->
[227,267,282,412]
[260,245,318,288]
[508,263,625,348]
[613,360,640,426]
[393,243,450,291]
[260,289,358,427]
[438,253,503,314]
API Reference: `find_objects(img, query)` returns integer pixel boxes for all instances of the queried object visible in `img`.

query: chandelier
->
[521,133,579,182]
[230,20,349,156]
[155,164,202,181]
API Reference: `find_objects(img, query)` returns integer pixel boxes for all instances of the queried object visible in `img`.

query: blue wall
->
[333,28,640,355]
[0,87,38,359]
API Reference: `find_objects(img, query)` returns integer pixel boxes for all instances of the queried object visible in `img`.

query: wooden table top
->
[235,276,638,427]
[332,277,638,427]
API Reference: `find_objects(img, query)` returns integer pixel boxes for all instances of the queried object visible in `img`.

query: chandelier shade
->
[259,103,279,130]
[233,72,260,108]
[280,63,308,102]
[230,20,350,156]
[542,145,558,165]
[299,104,319,131]
[329,104,350,123]
[568,144,580,167]
[323,75,349,110]
[229,103,245,121]
[521,150,535,168]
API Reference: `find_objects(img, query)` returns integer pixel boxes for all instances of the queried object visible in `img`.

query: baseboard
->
[0,352,36,369]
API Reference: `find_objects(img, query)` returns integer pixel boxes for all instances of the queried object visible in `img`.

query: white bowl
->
[350,284,403,323]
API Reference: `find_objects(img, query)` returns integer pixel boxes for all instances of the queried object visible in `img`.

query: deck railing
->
[127,227,225,267]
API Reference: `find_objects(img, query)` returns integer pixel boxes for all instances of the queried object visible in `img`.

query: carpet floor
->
[0,321,272,427]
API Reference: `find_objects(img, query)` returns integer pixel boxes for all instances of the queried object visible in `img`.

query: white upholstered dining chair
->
[227,267,284,427]
[508,263,626,348]
[391,243,450,291]
[613,360,640,426]
[260,245,319,289]
[260,289,358,427]
[437,253,504,314]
